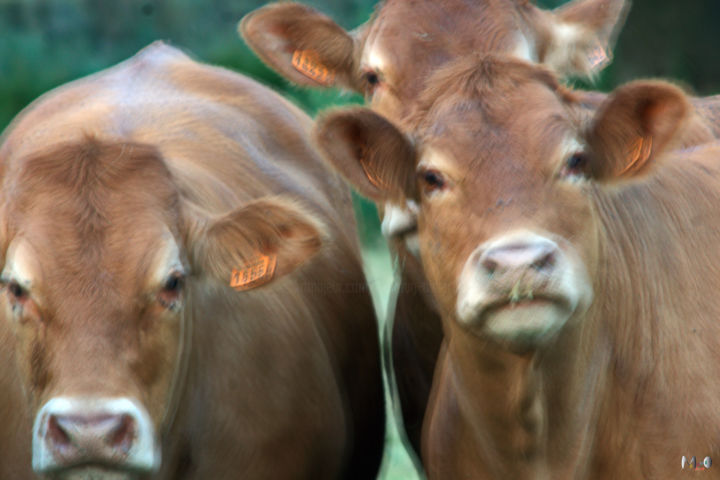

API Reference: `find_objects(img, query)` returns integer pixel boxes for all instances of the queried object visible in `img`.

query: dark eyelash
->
[163,274,183,292]
[365,71,380,86]
[8,281,27,299]
[566,152,587,170]
[419,169,446,194]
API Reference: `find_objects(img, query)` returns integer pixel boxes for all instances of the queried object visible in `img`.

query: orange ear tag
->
[588,44,610,70]
[291,49,336,86]
[230,253,277,291]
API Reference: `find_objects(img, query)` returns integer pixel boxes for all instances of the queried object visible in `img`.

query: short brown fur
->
[0,42,384,479]
[241,1,720,460]
[314,55,720,479]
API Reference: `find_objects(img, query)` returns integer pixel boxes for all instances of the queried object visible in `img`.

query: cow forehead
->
[418,147,465,179]
[2,139,184,292]
[364,0,525,73]
[368,0,523,44]
[5,139,178,221]
[419,93,574,175]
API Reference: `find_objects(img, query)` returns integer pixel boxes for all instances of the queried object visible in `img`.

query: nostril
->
[481,257,498,276]
[532,250,556,272]
[108,414,135,450]
[47,415,72,448]
[46,413,136,451]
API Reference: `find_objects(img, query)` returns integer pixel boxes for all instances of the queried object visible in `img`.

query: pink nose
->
[33,397,159,473]
[479,239,558,276]
[45,412,136,463]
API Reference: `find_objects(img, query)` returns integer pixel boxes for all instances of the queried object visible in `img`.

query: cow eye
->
[164,274,183,292]
[419,169,446,195]
[7,281,27,301]
[362,70,381,94]
[158,272,185,309]
[5,280,29,313]
[562,151,589,179]
[365,71,379,86]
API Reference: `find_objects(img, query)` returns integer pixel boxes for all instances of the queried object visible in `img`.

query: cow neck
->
[441,310,609,478]
[587,167,720,460]
[588,163,719,396]
[159,304,193,439]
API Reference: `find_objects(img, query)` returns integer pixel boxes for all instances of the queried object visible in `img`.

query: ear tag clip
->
[230,253,277,291]
[588,43,610,70]
[291,49,336,86]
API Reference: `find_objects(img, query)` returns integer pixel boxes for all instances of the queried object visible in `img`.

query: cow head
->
[240,0,628,248]
[0,138,323,477]
[240,0,628,123]
[314,55,689,353]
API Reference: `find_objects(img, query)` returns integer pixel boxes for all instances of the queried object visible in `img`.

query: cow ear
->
[239,3,360,90]
[586,80,690,181]
[537,0,629,78]
[313,107,417,203]
[188,197,324,291]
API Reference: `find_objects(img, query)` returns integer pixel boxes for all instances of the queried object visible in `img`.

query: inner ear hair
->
[617,135,652,176]
[587,80,690,180]
[313,107,417,203]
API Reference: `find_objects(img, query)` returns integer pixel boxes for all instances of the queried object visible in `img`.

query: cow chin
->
[47,466,142,480]
[478,299,574,353]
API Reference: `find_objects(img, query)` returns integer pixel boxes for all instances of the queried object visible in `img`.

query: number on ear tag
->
[292,50,336,86]
[230,254,277,291]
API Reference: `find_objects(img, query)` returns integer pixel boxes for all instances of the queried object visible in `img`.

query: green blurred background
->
[2,0,720,249]
[3,0,720,132]
[1,1,719,478]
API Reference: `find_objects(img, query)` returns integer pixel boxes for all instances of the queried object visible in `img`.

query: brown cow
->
[0,42,384,479]
[313,55,720,478]
[238,0,720,458]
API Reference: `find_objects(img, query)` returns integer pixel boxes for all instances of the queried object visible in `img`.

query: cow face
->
[240,0,628,123]
[0,139,323,477]
[314,56,689,353]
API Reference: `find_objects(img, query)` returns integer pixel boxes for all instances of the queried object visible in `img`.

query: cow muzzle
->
[32,397,160,477]
[456,231,592,350]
